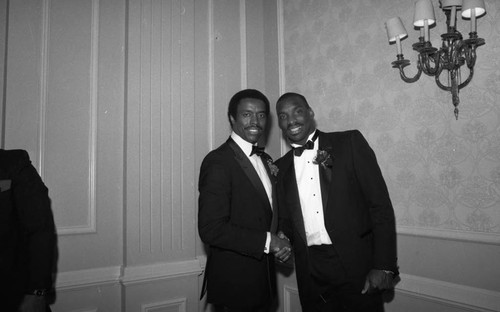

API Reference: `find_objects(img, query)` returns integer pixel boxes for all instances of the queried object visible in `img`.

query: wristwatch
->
[29,289,49,297]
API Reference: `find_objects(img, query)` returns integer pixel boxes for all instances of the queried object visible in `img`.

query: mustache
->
[245,126,263,131]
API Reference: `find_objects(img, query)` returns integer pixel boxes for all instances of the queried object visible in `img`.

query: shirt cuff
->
[264,232,271,254]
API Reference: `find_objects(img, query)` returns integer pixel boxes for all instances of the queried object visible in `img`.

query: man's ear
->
[229,115,236,127]
[309,108,315,118]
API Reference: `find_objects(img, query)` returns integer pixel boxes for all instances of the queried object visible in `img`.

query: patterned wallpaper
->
[282,0,500,243]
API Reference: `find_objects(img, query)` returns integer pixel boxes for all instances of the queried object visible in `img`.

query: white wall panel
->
[0,0,7,145]
[211,0,241,145]
[124,274,199,312]
[3,0,126,294]
[4,0,44,153]
[126,0,197,265]
[4,0,98,233]
[45,0,99,234]
[141,298,187,312]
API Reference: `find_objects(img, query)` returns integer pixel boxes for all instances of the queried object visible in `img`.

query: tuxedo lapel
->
[281,153,307,245]
[318,131,333,210]
[261,153,279,233]
[260,153,276,182]
[227,139,271,212]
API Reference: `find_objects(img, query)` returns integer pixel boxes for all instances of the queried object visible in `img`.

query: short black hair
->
[227,89,270,126]
[276,92,310,109]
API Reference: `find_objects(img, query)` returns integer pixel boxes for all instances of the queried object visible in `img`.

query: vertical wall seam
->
[239,0,247,89]
[138,0,144,253]
[39,0,50,176]
[149,0,154,253]
[87,0,99,234]
[208,0,214,151]
[277,0,287,157]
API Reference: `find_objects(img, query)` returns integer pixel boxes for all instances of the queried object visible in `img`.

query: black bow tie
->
[250,145,265,157]
[293,140,314,156]
[293,131,319,156]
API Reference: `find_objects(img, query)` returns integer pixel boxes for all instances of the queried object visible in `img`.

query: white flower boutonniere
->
[313,149,333,168]
[267,159,279,176]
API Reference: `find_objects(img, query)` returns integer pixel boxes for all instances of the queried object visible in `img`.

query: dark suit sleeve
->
[350,131,398,273]
[11,150,56,291]
[198,152,267,259]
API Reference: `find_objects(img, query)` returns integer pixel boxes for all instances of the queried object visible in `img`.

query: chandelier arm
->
[458,67,474,90]
[433,54,444,77]
[434,67,474,91]
[421,52,440,76]
[397,63,422,83]
[435,72,450,91]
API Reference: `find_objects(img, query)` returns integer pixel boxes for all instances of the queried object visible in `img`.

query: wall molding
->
[396,273,500,312]
[398,225,500,246]
[239,0,247,89]
[54,0,100,236]
[55,266,121,291]
[276,0,288,156]
[56,259,204,291]
[38,0,50,176]
[283,285,299,312]
[283,273,500,312]
[208,0,214,151]
[121,259,204,285]
[56,262,499,311]
[141,298,186,312]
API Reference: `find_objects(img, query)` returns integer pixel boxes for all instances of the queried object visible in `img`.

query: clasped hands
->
[270,231,292,263]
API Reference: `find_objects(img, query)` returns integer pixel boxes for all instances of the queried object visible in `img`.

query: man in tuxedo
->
[198,89,292,312]
[275,93,398,312]
[0,149,56,312]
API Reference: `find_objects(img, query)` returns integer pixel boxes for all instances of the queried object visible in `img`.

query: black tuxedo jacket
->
[276,130,398,306]
[0,149,56,308]
[198,138,277,308]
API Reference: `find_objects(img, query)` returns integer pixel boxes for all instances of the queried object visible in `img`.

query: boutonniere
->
[267,158,279,176]
[313,149,333,168]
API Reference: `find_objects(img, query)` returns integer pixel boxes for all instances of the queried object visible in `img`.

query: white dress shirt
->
[292,131,333,246]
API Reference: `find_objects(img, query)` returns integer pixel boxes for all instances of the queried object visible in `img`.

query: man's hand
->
[270,232,292,262]
[361,269,395,294]
[18,295,47,312]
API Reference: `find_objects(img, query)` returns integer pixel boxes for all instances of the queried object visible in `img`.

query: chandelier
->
[385,0,486,119]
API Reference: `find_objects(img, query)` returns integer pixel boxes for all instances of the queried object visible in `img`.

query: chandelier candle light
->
[385,0,486,119]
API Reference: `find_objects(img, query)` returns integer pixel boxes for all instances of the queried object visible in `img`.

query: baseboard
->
[55,266,122,290]
[55,262,500,312]
[396,273,500,312]
[121,259,204,285]
[282,273,500,312]
[55,258,205,290]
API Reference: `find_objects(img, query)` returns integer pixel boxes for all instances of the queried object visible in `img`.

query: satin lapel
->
[227,139,271,211]
[318,131,333,210]
[281,153,307,245]
[260,153,275,183]
[261,153,279,233]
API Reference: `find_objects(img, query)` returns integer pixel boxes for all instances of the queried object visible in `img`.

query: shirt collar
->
[290,129,318,149]
[231,131,255,157]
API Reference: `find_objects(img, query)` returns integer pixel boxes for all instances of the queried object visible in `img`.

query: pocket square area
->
[0,179,12,192]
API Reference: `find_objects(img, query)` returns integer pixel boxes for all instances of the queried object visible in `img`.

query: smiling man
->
[198,89,291,312]
[275,92,399,312]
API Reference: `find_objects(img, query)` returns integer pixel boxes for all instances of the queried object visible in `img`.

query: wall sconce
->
[385,0,486,119]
